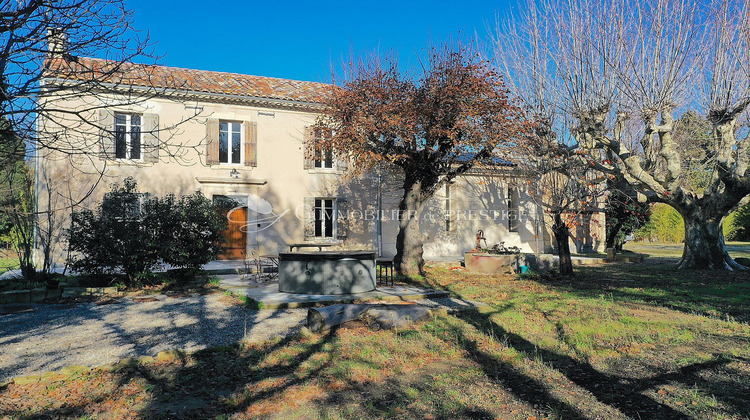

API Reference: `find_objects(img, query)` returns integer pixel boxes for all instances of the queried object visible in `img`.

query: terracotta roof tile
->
[46,56,330,105]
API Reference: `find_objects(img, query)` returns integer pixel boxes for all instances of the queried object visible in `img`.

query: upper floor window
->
[219,121,243,164]
[98,111,159,163]
[314,146,334,169]
[205,119,256,167]
[114,113,141,160]
[305,126,347,171]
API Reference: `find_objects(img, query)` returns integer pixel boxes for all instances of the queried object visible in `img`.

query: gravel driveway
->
[0,293,306,382]
[0,292,481,383]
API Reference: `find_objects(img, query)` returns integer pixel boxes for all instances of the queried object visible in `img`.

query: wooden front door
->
[218,206,247,260]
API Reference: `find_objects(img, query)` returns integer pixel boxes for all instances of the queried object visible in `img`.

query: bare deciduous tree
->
[1,1,160,154]
[0,1,204,278]
[496,0,750,270]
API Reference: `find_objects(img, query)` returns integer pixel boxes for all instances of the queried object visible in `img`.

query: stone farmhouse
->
[35,51,605,267]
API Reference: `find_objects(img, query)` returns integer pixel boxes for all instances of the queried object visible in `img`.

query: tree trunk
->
[552,213,574,275]
[614,235,624,252]
[394,177,425,276]
[677,210,744,270]
[606,220,624,249]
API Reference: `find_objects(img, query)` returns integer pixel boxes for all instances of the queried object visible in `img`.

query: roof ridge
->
[78,56,331,87]
[48,56,332,106]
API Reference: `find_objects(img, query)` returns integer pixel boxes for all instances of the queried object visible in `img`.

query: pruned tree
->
[315,43,531,275]
[496,0,750,270]
[521,131,607,275]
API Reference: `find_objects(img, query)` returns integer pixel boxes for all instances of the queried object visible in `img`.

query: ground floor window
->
[314,198,335,238]
[444,183,455,232]
[508,187,519,232]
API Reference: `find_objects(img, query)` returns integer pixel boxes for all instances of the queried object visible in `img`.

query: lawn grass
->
[0,252,18,275]
[1,247,749,419]
[624,241,750,260]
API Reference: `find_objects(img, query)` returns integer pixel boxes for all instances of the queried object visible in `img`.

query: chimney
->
[47,28,66,56]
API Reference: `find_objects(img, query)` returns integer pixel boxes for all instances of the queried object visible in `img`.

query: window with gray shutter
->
[142,113,159,163]
[336,198,348,239]
[206,118,220,165]
[303,196,316,239]
[244,121,257,166]
[99,111,148,161]
[98,109,114,160]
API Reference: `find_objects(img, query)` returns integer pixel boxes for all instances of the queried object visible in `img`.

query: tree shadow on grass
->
[532,260,750,323]
[428,314,591,419]
[123,328,336,418]
[452,307,743,419]
[0,295,308,418]
[314,365,501,419]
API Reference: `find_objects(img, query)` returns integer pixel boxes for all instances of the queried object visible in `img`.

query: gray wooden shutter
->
[303,126,314,169]
[336,152,348,172]
[336,198,348,240]
[244,121,257,167]
[303,196,315,239]
[98,109,114,160]
[142,113,159,163]
[206,118,220,166]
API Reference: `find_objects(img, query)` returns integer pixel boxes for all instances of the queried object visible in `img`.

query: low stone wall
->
[464,252,555,274]
[522,254,555,271]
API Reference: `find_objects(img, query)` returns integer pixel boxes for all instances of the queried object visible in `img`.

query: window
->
[444,184,454,232]
[313,128,335,169]
[314,198,335,238]
[219,121,243,164]
[314,146,334,169]
[304,197,347,240]
[99,111,158,163]
[508,187,519,232]
[104,191,150,221]
[305,127,340,171]
[114,113,141,160]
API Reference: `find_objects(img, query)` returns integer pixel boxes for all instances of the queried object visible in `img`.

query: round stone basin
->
[278,251,376,295]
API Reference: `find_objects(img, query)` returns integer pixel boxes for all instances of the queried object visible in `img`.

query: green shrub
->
[605,188,651,250]
[634,202,750,243]
[68,178,226,286]
[68,178,161,284]
[161,192,226,275]
[725,203,750,241]
[633,203,684,243]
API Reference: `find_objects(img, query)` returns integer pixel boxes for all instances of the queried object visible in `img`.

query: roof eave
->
[42,77,327,111]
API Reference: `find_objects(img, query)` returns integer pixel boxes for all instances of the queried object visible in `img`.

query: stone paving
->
[218,274,450,309]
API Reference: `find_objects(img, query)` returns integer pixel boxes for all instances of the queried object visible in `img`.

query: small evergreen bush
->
[68,178,226,286]
[162,192,226,276]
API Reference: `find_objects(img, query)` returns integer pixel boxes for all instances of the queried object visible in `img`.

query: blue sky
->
[124,0,513,83]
